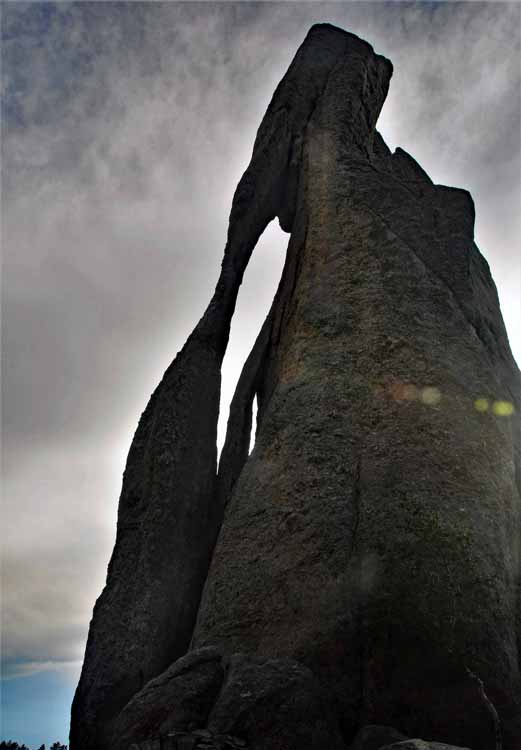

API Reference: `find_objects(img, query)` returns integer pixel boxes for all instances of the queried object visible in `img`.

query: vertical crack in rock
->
[351,457,362,557]
[72,22,521,750]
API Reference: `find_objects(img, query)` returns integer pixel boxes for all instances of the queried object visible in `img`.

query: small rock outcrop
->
[207,654,345,749]
[110,650,344,750]
[110,647,224,747]
[349,725,408,750]
[128,730,248,750]
[71,23,521,750]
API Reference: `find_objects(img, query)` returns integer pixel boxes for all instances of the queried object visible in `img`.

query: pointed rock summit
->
[71,24,521,750]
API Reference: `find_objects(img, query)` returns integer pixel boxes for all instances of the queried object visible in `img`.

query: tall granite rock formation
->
[71,24,521,750]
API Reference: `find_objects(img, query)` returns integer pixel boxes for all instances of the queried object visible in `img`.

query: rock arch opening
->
[217,219,287,461]
[249,396,258,455]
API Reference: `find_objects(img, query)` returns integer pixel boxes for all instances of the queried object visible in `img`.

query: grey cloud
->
[2,443,120,672]
[2,1,519,680]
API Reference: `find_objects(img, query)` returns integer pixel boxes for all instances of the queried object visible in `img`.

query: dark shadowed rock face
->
[207,653,345,750]
[71,22,521,750]
[109,647,224,749]
[110,649,345,750]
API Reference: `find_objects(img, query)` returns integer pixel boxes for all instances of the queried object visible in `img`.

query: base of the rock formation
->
[107,647,483,750]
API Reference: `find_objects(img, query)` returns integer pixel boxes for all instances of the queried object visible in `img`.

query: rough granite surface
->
[110,647,225,749]
[207,653,345,749]
[71,23,521,750]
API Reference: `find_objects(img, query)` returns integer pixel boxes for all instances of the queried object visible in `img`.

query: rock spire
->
[71,24,521,750]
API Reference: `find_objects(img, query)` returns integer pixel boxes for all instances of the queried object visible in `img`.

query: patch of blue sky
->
[1,668,77,747]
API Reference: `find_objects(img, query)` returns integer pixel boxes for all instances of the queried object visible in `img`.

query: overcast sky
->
[2,2,520,746]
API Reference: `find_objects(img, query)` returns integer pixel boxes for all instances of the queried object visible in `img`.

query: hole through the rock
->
[249,395,258,455]
[217,220,287,460]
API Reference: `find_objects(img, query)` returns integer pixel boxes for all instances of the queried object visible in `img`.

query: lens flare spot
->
[389,382,419,401]
[492,400,515,417]
[474,398,489,413]
[403,384,419,401]
[421,386,441,406]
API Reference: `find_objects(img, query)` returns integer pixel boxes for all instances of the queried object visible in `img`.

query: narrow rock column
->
[70,24,379,750]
